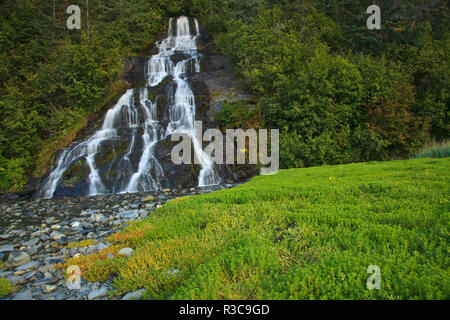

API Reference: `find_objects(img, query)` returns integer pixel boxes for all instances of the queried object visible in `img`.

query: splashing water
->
[39,16,218,198]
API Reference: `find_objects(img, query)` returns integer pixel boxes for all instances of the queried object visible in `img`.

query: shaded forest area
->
[0,0,448,191]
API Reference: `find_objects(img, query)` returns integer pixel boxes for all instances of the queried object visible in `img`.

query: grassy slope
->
[76,158,449,299]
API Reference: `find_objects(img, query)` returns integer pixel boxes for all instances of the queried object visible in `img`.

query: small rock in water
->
[6,251,31,268]
[121,289,146,300]
[118,247,133,256]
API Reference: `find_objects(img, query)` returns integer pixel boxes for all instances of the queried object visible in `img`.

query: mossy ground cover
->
[76,158,449,299]
[0,278,15,298]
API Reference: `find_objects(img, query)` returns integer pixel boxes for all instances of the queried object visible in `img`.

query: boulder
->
[12,290,33,300]
[88,287,108,300]
[118,247,134,257]
[6,251,31,268]
[121,289,146,300]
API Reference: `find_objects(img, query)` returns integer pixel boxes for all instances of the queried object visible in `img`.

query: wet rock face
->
[121,56,148,87]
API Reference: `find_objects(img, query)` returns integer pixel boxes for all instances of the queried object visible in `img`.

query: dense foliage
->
[0,0,448,191]
[60,158,449,299]
[212,1,449,168]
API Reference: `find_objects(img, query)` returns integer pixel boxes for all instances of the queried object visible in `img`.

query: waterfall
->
[39,16,219,199]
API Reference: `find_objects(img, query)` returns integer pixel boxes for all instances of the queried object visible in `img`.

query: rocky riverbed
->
[0,183,238,300]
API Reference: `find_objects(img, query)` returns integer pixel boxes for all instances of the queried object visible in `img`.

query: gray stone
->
[6,251,31,268]
[43,284,57,294]
[16,261,38,272]
[0,271,13,278]
[92,213,105,222]
[142,195,155,202]
[28,247,38,256]
[165,268,182,277]
[7,275,26,286]
[118,247,133,256]
[140,211,149,219]
[0,245,14,253]
[25,237,40,247]
[96,243,107,251]
[80,222,94,229]
[88,287,108,300]
[50,231,64,240]
[71,221,80,228]
[12,290,33,300]
[118,210,139,219]
[121,289,146,300]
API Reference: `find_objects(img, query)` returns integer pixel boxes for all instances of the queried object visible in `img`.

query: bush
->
[0,278,15,298]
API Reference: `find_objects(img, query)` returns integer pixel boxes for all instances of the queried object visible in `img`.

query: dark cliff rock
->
[120,56,148,87]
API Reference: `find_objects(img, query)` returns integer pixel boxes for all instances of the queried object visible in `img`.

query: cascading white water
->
[39,16,218,198]
[154,16,218,187]
[40,90,135,198]
[125,87,163,193]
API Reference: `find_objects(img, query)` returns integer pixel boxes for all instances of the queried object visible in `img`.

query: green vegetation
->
[71,158,449,299]
[57,244,128,283]
[0,278,15,298]
[213,1,449,168]
[0,1,448,191]
[66,239,97,249]
[413,140,450,159]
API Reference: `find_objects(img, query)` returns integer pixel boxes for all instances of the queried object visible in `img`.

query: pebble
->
[16,261,38,272]
[50,231,64,240]
[142,195,154,202]
[43,284,57,294]
[6,251,31,268]
[88,287,108,300]
[117,210,139,219]
[0,245,14,253]
[121,289,146,300]
[12,290,33,300]
[118,247,134,257]
[8,275,26,285]
[96,243,107,251]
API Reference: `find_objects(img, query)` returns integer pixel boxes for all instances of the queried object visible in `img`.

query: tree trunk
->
[86,0,90,40]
